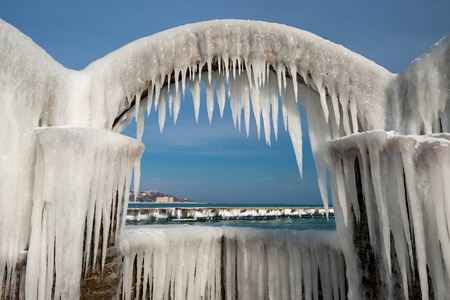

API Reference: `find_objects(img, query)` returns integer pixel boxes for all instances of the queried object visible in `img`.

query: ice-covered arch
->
[1,18,449,299]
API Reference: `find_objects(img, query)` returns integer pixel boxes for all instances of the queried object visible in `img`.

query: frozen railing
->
[121,226,345,300]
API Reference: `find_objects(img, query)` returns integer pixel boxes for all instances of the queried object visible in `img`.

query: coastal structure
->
[0,18,449,299]
[154,196,174,203]
[126,206,334,222]
[129,190,194,203]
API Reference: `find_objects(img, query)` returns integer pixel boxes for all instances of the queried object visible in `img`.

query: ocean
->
[127,203,336,231]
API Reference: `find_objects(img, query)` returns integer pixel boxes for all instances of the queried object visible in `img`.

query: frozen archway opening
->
[116,64,318,204]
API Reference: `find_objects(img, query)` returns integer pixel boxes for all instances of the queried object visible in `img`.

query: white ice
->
[328,131,450,299]
[25,127,143,299]
[121,226,344,300]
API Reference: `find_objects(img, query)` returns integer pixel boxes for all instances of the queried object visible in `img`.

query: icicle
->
[269,72,279,141]
[224,56,230,84]
[158,87,167,132]
[168,87,174,117]
[280,94,288,132]
[174,69,180,97]
[190,76,201,123]
[342,156,360,222]
[136,97,146,142]
[330,89,341,129]
[400,140,429,300]
[302,85,331,213]
[174,86,181,125]
[316,79,329,123]
[243,80,251,137]
[216,74,226,118]
[154,82,161,111]
[147,83,154,117]
[134,93,141,120]
[207,59,212,84]
[284,80,303,177]
[350,99,358,133]
[181,67,187,98]
[291,65,298,101]
[250,80,262,140]
[205,73,215,124]
[276,64,283,93]
[334,159,350,226]
[245,60,253,89]
[340,98,352,135]
[260,82,272,145]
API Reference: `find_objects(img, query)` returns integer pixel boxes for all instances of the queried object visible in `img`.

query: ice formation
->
[21,127,143,299]
[329,131,450,299]
[121,226,345,300]
[126,207,334,222]
[0,17,449,299]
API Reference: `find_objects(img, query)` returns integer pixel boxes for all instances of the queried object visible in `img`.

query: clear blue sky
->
[1,0,448,204]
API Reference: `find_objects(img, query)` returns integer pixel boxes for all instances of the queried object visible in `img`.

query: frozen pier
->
[126,206,334,222]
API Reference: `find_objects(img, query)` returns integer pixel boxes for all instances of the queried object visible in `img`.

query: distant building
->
[155,196,174,203]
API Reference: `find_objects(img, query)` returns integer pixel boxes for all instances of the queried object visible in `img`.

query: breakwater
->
[126,206,334,222]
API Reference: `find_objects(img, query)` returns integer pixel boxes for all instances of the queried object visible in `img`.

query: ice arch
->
[1,18,449,299]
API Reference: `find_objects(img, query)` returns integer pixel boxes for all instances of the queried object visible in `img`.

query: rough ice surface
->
[121,226,345,300]
[24,127,143,299]
[328,131,450,300]
[0,17,449,300]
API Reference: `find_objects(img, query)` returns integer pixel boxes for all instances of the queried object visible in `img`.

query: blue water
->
[127,203,336,231]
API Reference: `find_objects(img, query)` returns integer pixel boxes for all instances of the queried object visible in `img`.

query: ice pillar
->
[25,127,143,300]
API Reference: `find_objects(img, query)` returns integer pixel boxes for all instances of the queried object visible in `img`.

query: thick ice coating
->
[121,226,345,300]
[328,131,450,300]
[25,127,143,300]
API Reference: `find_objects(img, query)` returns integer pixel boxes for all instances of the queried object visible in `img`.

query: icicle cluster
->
[328,131,450,300]
[121,226,345,300]
[84,20,393,135]
[24,127,143,299]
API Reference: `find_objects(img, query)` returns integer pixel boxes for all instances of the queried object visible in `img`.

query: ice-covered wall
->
[121,226,345,300]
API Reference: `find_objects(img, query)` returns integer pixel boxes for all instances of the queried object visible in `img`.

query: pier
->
[126,207,334,222]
